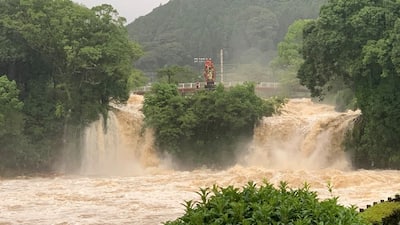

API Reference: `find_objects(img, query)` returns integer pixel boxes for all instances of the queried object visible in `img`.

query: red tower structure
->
[203,58,216,89]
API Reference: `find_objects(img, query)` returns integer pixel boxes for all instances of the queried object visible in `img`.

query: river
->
[1,95,399,225]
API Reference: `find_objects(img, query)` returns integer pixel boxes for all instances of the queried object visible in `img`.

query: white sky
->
[73,0,170,24]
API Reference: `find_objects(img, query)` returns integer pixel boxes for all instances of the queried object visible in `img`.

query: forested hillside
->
[127,0,326,81]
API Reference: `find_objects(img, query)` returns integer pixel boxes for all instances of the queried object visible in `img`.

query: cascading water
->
[80,94,159,176]
[1,94,399,225]
[81,96,360,174]
[81,112,123,175]
[244,98,360,170]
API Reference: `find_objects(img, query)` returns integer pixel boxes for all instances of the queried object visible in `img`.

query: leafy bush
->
[143,82,285,168]
[164,181,369,225]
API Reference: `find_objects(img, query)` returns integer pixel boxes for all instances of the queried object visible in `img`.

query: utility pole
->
[220,48,224,83]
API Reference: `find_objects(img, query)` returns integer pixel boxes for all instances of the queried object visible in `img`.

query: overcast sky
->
[73,0,170,24]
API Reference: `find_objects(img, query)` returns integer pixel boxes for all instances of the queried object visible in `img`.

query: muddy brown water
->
[1,96,399,225]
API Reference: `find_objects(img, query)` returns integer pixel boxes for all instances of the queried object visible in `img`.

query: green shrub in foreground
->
[164,181,369,225]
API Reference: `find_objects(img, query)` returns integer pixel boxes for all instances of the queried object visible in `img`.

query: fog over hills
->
[126,0,326,80]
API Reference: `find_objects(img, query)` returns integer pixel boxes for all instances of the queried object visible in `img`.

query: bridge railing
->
[258,82,280,88]
[133,85,152,93]
[178,82,203,89]
[133,82,282,94]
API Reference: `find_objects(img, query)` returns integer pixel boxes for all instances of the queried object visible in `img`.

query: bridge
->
[132,81,309,97]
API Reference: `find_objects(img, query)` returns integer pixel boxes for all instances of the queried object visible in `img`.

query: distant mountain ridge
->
[127,0,326,74]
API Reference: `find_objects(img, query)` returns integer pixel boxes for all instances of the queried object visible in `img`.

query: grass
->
[360,201,400,224]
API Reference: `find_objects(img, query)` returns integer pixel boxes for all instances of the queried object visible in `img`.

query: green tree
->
[157,65,199,83]
[0,75,31,172]
[298,0,400,168]
[271,19,311,96]
[127,69,148,91]
[273,19,311,70]
[142,82,188,153]
[0,75,24,138]
[0,0,143,171]
[143,83,285,168]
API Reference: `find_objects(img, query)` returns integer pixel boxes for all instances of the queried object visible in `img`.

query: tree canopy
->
[0,76,24,137]
[270,19,311,96]
[0,0,143,172]
[142,83,285,169]
[298,0,400,168]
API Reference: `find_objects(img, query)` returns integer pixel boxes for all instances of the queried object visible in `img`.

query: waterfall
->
[244,98,361,170]
[80,95,159,176]
[80,96,361,174]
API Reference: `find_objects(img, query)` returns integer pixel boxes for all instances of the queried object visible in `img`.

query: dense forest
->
[127,0,326,81]
[0,0,144,173]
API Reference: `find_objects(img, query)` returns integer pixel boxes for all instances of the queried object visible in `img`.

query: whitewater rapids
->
[1,168,400,224]
[1,95,399,225]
